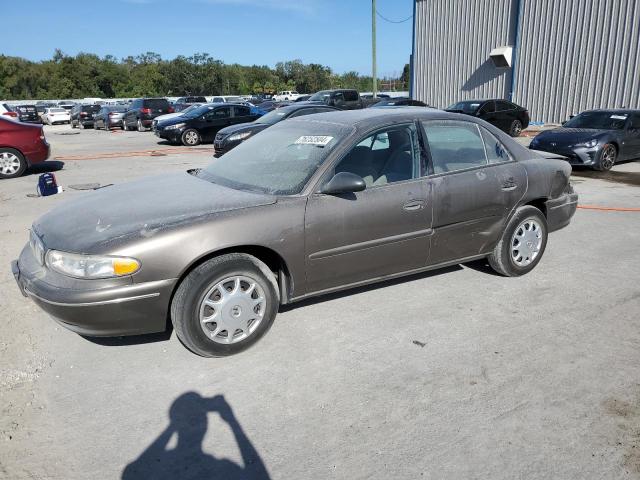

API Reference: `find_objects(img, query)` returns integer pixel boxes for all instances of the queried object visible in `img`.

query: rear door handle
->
[501,177,517,191]
[403,200,426,211]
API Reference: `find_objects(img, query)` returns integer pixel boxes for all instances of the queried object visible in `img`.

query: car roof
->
[583,108,640,114]
[277,104,336,113]
[288,107,451,128]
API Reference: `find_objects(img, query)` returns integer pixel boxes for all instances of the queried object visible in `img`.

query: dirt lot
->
[1,124,639,479]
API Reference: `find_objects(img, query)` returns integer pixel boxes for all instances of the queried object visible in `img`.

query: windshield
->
[180,104,202,115]
[256,109,288,125]
[309,91,331,102]
[564,111,628,130]
[447,101,481,114]
[198,121,351,195]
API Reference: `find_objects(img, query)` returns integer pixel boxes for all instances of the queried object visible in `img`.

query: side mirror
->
[321,172,366,195]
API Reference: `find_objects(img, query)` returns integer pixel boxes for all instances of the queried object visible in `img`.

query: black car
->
[123,98,174,132]
[70,104,101,129]
[155,104,260,146]
[13,105,40,123]
[213,103,338,156]
[446,99,530,137]
[369,97,428,107]
[529,109,640,171]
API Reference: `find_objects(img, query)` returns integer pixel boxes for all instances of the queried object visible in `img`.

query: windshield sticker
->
[610,114,628,120]
[294,135,334,146]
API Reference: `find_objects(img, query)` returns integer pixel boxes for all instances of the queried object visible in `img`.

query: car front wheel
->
[509,119,523,137]
[488,205,548,277]
[181,129,201,146]
[171,253,279,357]
[596,143,616,171]
[0,148,27,179]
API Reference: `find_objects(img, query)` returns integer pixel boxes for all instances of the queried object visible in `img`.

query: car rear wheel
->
[0,148,27,179]
[171,253,279,357]
[509,119,523,137]
[596,143,616,171]
[488,205,547,277]
[182,129,201,146]
[137,119,145,132]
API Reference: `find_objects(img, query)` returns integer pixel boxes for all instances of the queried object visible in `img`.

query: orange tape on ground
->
[577,205,640,212]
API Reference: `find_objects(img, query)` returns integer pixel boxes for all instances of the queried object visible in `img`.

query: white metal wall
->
[413,0,640,123]
[514,0,640,123]
[412,0,517,108]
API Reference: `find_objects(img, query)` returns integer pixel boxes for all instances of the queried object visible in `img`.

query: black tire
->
[181,128,201,146]
[595,143,617,171]
[123,118,129,131]
[0,148,28,179]
[488,205,548,277]
[137,119,145,132]
[171,253,279,357]
[509,119,523,137]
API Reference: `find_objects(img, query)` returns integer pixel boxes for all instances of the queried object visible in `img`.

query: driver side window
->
[334,124,420,187]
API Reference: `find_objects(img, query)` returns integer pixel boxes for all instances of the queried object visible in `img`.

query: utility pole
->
[372,0,377,98]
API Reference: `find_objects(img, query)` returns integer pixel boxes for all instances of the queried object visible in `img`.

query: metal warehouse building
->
[411,0,640,124]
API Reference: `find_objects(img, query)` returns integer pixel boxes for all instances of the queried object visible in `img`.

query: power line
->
[376,9,413,24]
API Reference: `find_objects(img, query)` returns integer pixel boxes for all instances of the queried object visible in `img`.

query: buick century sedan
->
[12,109,578,357]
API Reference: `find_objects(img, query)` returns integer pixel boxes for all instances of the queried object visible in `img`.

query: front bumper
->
[12,245,176,337]
[155,128,183,142]
[545,190,579,232]
[530,144,599,166]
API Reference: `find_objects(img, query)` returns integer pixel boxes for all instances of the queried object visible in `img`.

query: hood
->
[218,122,268,137]
[33,172,276,253]
[533,127,610,144]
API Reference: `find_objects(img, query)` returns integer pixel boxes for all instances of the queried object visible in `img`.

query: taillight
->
[3,111,18,117]
[168,107,175,113]
[80,112,87,117]
[109,112,116,117]
[141,108,152,114]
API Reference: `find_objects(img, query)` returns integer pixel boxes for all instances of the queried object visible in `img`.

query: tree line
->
[0,50,409,100]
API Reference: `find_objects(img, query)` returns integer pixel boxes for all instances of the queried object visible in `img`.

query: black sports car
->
[213,103,337,156]
[529,109,640,171]
[446,99,530,137]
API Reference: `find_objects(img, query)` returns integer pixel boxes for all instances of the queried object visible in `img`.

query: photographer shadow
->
[122,392,270,480]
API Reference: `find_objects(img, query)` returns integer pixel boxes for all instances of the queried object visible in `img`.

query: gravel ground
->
[1,124,639,480]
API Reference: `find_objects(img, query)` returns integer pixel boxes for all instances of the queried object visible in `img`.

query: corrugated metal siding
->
[412,0,517,108]
[514,0,640,123]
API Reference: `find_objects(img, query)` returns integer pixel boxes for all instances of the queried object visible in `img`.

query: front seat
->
[374,130,413,185]
[336,146,377,186]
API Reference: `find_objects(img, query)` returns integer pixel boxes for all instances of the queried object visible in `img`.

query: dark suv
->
[173,96,208,113]
[13,105,41,123]
[123,98,174,132]
[70,104,101,129]
[307,89,364,110]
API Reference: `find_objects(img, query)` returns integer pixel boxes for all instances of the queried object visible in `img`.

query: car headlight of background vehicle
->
[227,131,253,142]
[165,122,186,130]
[575,139,598,148]
[45,251,141,279]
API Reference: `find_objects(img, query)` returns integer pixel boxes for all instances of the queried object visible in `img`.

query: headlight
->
[576,139,598,148]
[30,230,45,266]
[228,131,253,142]
[165,122,186,130]
[46,250,141,279]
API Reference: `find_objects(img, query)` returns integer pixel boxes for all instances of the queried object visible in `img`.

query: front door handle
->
[403,200,426,211]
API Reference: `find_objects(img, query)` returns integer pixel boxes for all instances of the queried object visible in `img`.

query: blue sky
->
[1,0,414,76]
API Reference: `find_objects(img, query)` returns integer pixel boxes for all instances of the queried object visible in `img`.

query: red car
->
[0,117,50,179]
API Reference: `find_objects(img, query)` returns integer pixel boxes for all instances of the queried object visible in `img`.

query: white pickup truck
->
[272,91,302,101]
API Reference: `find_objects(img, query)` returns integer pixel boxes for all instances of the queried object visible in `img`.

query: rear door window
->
[233,105,251,117]
[495,101,514,111]
[343,91,359,102]
[422,120,488,174]
[479,101,495,114]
